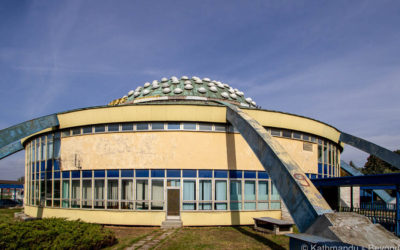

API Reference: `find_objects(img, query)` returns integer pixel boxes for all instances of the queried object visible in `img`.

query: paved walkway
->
[126,228,177,250]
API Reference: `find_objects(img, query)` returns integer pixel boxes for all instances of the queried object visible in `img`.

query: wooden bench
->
[253,217,294,235]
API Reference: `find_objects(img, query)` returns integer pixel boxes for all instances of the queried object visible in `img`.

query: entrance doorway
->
[167,189,180,217]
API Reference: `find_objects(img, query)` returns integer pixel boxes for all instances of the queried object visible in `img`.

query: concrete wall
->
[340,186,360,208]
[60,132,318,174]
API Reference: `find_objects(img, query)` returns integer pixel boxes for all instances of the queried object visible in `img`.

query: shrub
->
[0,218,116,249]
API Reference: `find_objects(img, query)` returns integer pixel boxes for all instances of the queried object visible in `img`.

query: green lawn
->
[0,208,22,224]
[157,226,290,250]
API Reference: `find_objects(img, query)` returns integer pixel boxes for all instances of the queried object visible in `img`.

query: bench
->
[253,217,294,235]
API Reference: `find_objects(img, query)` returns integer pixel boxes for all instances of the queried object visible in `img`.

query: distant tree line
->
[361,150,400,175]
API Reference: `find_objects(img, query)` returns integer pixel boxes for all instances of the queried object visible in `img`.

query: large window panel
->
[151,180,164,210]
[53,180,60,207]
[62,180,69,208]
[230,180,242,210]
[199,180,212,210]
[215,180,227,210]
[121,179,134,209]
[244,181,256,210]
[271,184,280,201]
[71,180,80,208]
[94,179,105,209]
[107,179,119,209]
[183,180,196,210]
[136,180,149,210]
[82,180,92,208]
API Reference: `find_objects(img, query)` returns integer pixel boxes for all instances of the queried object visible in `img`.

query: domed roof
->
[109,76,257,108]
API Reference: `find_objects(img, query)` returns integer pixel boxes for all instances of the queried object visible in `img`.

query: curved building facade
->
[23,76,342,226]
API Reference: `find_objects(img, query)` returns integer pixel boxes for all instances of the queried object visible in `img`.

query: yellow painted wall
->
[181,210,282,226]
[60,131,318,173]
[24,206,165,225]
[24,206,281,226]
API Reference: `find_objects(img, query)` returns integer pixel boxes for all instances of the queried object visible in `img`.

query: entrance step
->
[161,219,182,229]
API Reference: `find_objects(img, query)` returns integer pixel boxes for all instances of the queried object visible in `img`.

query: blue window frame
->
[71,171,80,178]
[41,161,45,171]
[244,171,256,179]
[167,169,181,178]
[94,170,105,178]
[324,164,328,176]
[107,170,119,178]
[318,163,323,175]
[214,170,228,178]
[82,170,92,178]
[54,160,60,171]
[199,170,212,178]
[41,173,45,180]
[121,170,134,177]
[62,171,70,179]
[229,170,242,179]
[31,163,35,173]
[183,170,197,178]
[46,160,52,171]
[151,169,165,178]
[136,169,149,177]
[54,172,60,179]
[167,122,180,130]
[258,171,269,179]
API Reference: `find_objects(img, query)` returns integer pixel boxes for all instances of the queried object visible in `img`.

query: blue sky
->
[1,1,400,179]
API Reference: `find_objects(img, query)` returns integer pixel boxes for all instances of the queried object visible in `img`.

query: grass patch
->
[0,208,22,224]
[103,226,159,250]
[158,226,289,250]
[0,217,116,249]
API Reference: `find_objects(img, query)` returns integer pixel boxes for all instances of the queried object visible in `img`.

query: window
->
[121,179,133,209]
[215,180,227,210]
[122,123,134,131]
[230,180,242,210]
[108,124,119,132]
[136,123,149,131]
[199,123,212,131]
[214,124,226,132]
[82,180,92,208]
[107,179,118,209]
[183,180,196,210]
[183,122,196,130]
[258,181,268,210]
[167,122,180,130]
[282,130,291,138]
[62,130,70,137]
[136,180,148,210]
[303,134,310,141]
[270,184,281,209]
[293,132,301,139]
[94,179,105,209]
[244,181,256,210]
[62,180,70,208]
[47,134,53,160]
[152,122,164,130]
[95,125,106,133]
[199,180,212,210]
[167,179,180,187]
[71,180,80,208]
[72,128,81,135]
[151,180,164,210]
[82,126,92,134]
[271,129,281,136]
[318,145,323,163]
[45,178,52,207]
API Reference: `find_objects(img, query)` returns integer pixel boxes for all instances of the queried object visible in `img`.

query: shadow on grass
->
[233,226,287,250]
